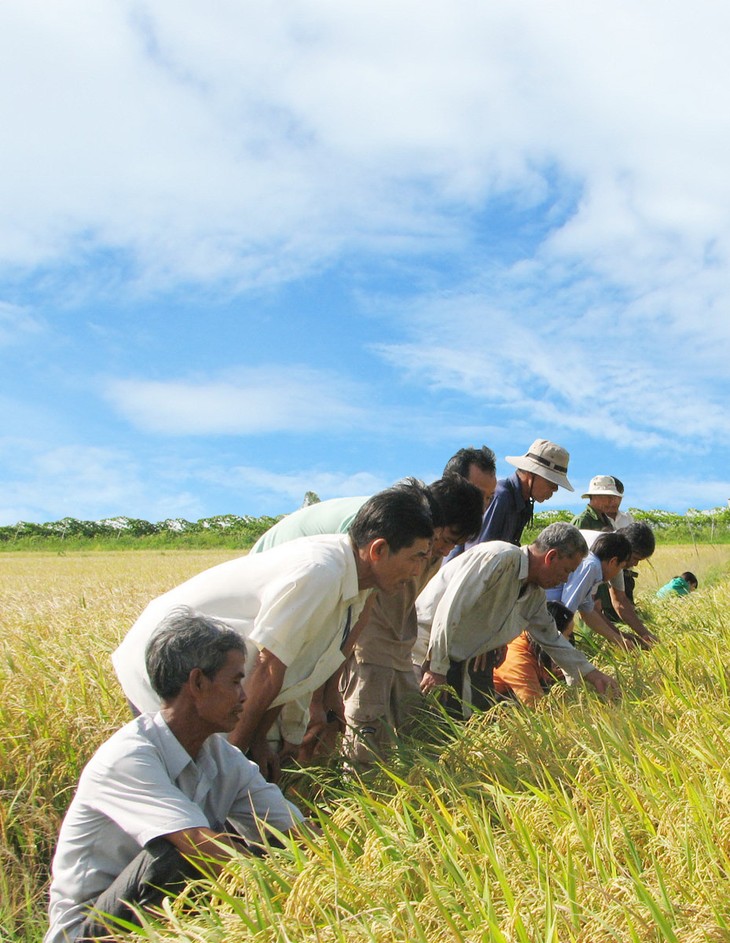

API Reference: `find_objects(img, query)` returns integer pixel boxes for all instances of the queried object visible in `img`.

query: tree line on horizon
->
[2,505,730,548]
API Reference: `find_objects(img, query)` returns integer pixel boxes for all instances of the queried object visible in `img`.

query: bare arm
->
[608,587,657,644]
[229,649,287,754]
[164,826,244,876]
[580,607,637,650]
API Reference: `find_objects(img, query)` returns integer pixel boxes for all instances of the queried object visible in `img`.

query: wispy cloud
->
[0,302,43,346]
[104,366,366,435]
[207,465,388,510]
[4,1,728,297]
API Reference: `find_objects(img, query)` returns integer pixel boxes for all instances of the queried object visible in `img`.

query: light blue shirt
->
[545,551,603,613]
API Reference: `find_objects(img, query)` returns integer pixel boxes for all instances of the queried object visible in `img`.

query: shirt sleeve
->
[87,746,211,848]
[522,596,595,683]
[559,560,600,614]
[610,570,625,592]
[227,759,305,841]
[248,560,344,666]
[423,553,509,676]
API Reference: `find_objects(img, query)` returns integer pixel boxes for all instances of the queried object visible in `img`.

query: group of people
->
[47,437,669,942]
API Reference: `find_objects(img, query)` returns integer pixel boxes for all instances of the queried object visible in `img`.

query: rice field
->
[2,544,730,942]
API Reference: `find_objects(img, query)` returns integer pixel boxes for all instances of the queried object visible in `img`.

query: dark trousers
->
[76,838,200,941]
[467,653,499,712]
[443,654,500,717]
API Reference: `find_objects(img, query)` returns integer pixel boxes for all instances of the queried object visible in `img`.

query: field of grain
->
[2,545,730,942]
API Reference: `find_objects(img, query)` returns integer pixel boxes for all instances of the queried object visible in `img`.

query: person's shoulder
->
[203,732,263,779]
[262,534,356,589]
[80,716,160,777]
[466,540,521,572]
[574,551,600,576]
[571,506,596,526]
[492,476,517,501]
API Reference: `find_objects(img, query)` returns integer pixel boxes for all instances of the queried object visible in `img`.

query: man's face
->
[601,556,626,583]
[538,549,585,588]
[467,464,497,510]
[431,525,464,560]
[628,551,647,568]
[590,494,622,517]
[531,473,559,503]
[372,538,432,594]
[197,649,247,734]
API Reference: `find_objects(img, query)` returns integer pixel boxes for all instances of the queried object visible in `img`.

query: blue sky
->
[2,0,729,524]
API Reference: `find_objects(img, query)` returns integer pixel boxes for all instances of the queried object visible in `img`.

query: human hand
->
[420,669,447,695]
[250,739,281,783]
[584,668,620,700]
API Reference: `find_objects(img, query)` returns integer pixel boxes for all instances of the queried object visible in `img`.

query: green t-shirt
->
[251,496,369,552]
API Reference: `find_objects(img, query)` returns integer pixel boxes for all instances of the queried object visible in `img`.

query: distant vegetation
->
[2,505,730,551]
[522,506,730,544]
[0,514,282,551]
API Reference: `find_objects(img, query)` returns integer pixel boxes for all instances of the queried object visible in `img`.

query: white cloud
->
[0,302,43,345]
[0,441,157,521]
[3,0,730,301]
[0,435,393,522]
[373,266,730,455]
[211,465,388,512]
[104,366,366,435]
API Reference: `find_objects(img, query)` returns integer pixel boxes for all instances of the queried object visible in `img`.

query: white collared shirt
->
[416,541,595,679]
[113,534,371,713]
[45,713,303,943]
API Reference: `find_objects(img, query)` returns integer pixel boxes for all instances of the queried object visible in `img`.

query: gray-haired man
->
[416,523,618,709]
[46,608,304,943]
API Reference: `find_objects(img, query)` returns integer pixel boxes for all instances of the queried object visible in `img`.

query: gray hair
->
[145,606,245,702]
[532,522,588,558]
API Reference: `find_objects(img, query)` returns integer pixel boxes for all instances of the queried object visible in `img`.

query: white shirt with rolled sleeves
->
[45,712,303,943]
[112,534,371,714]
[415,542,596,680]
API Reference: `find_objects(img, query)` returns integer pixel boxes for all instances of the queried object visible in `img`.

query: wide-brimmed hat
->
[505,439,574,492]
[581,475,623,499]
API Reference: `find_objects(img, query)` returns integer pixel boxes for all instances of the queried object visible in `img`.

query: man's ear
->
[188,666,206,697]
[368,537,390,562]
[544,547,558,565]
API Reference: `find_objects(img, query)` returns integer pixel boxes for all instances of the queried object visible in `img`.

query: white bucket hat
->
[505,439,574,492]
[581,475,623,499]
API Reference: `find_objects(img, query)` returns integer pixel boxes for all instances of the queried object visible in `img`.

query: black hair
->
[348,478,433,553]
[679,571,698,587]
[442,445,497,478]
[146,606,245,702]
[591,532,632,564]
[617,521,656,559]
[426,474,484,541]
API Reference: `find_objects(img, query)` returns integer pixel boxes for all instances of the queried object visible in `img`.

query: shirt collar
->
[509,471,528,510]
[339,533,365,602]
[150,711,196,780]
[518,545,530,580]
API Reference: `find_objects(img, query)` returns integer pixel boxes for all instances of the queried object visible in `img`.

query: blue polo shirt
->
[446,472,532,563]
[474,472,532,547]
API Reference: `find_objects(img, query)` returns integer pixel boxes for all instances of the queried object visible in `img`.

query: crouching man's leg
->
[77,838,201,941]
[342,661,396,766]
